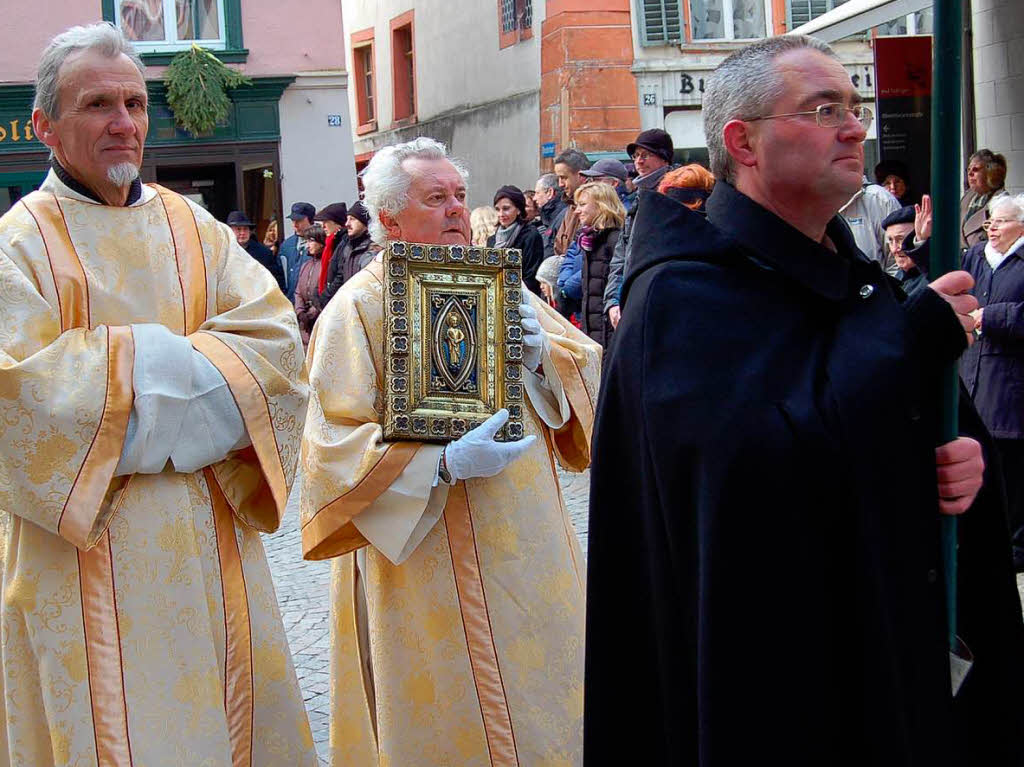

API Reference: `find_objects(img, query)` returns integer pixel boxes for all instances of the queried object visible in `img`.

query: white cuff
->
[524,347,570,429]
[352,444,449,565]
[115,324,194,475]
[168,350,250,473]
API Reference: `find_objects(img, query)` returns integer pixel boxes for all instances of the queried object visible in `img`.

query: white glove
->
[442,409,536,482]
[518,302,548,373]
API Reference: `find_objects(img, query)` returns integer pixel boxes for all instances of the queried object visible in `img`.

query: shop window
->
[352,28,377,134]
[689,0,773,40]
[391,12,416,123]
[104,0,246,62]
[499,0,534,48]
[638,0,684,46]
[787,0,847,29]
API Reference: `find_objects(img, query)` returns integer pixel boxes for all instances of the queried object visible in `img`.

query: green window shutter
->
[788,0,850,28]
[639,0,683,46]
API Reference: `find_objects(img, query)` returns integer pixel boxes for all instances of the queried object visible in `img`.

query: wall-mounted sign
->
[327,114,343,127]
[541,141,556,158]
[874,36,932,206]
[643,93,657,106]
[0,117,38,147]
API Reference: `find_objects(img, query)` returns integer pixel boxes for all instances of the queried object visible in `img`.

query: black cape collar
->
[704,181,861,303]
[51,158,143,206]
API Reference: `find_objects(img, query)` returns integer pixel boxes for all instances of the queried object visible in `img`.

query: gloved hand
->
[442,409,536,482]
[518,302,548,373]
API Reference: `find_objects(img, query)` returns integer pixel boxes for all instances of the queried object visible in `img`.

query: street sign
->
[541,142,555,158]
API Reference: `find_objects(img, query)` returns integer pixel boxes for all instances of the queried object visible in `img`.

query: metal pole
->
[930,0,962,650]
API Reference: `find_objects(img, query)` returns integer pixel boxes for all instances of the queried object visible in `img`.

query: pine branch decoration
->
[164,44,252,137]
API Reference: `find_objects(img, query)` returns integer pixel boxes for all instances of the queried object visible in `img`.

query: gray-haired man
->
[0,22,317,765]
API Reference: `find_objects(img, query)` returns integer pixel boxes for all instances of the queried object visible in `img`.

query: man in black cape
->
[584,36,1024,766]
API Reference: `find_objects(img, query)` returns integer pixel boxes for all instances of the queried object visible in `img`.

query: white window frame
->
[688,0,774,42]
[115,0,227,53]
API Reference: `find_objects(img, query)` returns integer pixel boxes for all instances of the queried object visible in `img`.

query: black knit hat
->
[314,202,348,225]
[493,185,527,219]
[349,200,370,226]
[627,129,674,164]
[881,206,916,230]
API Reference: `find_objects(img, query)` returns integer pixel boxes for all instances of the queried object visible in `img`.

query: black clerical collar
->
[51,158,143,206]
[705,182,861,302]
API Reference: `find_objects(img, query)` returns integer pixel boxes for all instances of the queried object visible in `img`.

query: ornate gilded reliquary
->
[382,241,526,443]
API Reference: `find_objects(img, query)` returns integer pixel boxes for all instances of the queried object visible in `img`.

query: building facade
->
[342,0,544,208]
[0,0,358,236]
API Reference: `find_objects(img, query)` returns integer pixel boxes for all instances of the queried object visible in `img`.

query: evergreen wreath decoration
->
[164,44,252,137]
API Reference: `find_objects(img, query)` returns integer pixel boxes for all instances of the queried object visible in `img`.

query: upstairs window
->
[116,0,227,52]
[639,0,684,46]
[689,0,771,41]
[499,0,534,48]
[391,13,416,123]
[352,29,376,135]
[787,0,849,29]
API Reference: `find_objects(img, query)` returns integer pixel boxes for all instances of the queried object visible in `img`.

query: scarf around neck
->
[319,232,337,292]
[985,234,1024,271]
[494,220,521,249]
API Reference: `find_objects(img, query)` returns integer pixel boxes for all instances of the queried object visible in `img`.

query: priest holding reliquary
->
[299,137,600,766]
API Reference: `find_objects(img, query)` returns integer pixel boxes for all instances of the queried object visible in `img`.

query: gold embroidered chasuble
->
[300,260,601,766]
[0,171,316,767]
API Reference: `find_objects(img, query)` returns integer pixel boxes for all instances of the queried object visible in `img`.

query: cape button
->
[858,284,875,299]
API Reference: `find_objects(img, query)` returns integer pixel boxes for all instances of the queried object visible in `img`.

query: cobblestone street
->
[266,468,591,764]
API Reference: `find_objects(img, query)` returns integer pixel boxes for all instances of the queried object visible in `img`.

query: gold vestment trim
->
[444,483,520,767]
[190,332,289,514]
[20,191,89,331]
[78,535,134,766]
[300,442,420,560]
[153,184,208,335]
[205,468,255,767]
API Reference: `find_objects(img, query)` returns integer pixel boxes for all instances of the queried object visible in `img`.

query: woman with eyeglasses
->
[960,193,1024,572]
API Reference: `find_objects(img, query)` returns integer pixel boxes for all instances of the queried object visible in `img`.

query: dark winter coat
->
[316,230,350,309]
[585,184,1024,766]
[540,195,569,263]
[242,237,285,292]
[580,226,620,347]
[960,239,1024,439]
[487,221,545,296]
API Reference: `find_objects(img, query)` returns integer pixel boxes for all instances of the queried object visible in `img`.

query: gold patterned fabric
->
[300,260,601,766]
[0,171,316,767]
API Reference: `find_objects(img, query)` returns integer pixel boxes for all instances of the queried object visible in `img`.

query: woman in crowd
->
[960,193,1024,573]
[487,184,545,295]
[573,181,626,347]
[657,163,715,211]
[470,205,499,246]
[960,149,1008,248]
[293,223,327,348]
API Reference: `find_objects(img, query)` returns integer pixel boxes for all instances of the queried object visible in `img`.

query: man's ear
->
[379,210,402,240]
[722,118,758,171]
[32,108,60,151]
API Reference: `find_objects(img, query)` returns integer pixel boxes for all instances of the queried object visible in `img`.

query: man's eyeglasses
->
[746,103,873,131]
[982,217,1018,231]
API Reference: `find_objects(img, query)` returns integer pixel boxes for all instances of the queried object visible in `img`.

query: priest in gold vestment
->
[300,138,601,766]
[0,25,317,766]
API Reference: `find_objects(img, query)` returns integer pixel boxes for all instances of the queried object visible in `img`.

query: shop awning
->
[788,0,933,41]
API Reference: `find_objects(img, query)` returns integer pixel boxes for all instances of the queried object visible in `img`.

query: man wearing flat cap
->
[313,201,348,308]
[227,209,286,291]
[319,200,378,298]
[882,204,929,294]
[604,128,677,330]
[281,200,316,301]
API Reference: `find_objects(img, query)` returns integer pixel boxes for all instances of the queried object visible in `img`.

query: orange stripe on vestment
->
[25,191,135,764]
[20,191,90,331]
[190,332,289,513]
[444,483,520,767]
[301,442,420,560]
[205,468,255,767]
[152,184,208,334]
[78,535,133,767]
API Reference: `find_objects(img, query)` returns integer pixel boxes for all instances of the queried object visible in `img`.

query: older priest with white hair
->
[0,24,317,766]
[299,137,600,766]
